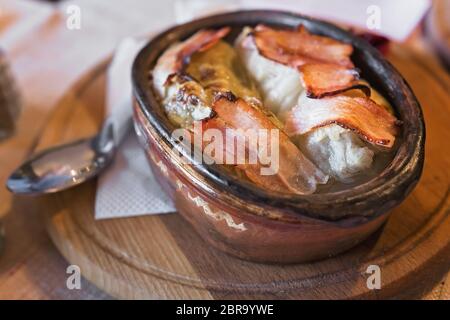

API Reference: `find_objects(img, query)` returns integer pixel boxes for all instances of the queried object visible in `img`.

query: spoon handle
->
[95,118,118,153]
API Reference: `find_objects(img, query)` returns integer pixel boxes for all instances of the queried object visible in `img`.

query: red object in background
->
[356,32,391,55]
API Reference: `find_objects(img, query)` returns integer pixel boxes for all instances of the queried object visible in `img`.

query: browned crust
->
[175,27,230,72]
[306,83,371,99]
[308,119,397,147]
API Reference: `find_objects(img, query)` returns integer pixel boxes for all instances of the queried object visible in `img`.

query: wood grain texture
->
[26,44,450,299]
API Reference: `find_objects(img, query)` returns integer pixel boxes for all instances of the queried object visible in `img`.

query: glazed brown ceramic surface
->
[132,11,425,263]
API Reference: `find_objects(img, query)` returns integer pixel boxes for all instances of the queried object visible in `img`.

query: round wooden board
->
[33,45,450,299]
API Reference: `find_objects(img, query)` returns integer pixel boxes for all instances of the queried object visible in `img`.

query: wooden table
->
[0,0,175,300]
[0,0,448,299]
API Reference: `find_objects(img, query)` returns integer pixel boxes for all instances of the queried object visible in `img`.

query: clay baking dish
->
[132,10,425,263]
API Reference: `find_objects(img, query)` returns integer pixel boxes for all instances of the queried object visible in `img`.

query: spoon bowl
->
[7,123,115,195]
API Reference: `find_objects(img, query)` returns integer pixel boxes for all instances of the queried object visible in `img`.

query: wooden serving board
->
[33,45,450,299]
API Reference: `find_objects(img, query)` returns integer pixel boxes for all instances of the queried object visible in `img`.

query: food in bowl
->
[132,11,424,263]
[151,24,401,194]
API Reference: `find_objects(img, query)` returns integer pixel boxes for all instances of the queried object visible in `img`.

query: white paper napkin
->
[174,0,241,24]
[174,0,430,41]
[242,0,430,41]
[95,38,175,220]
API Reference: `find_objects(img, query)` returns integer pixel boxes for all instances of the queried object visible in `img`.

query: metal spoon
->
[6,121,116,195]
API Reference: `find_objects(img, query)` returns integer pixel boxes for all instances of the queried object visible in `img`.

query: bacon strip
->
[253,24,354,68]
[251,25,373,98]
[174,27,231,72]
[299,63,370,98]
[195,97,328,194]
[153,27,230,94]
[285,95,400,148]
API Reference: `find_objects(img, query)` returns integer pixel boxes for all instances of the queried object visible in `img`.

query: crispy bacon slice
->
[253,24,354,68]
[174,27,231,72]
[285,95,400,148]
[299,63,371,98]
[195,97,328,194]
[153,27,230,94]
[249,25,373,99]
